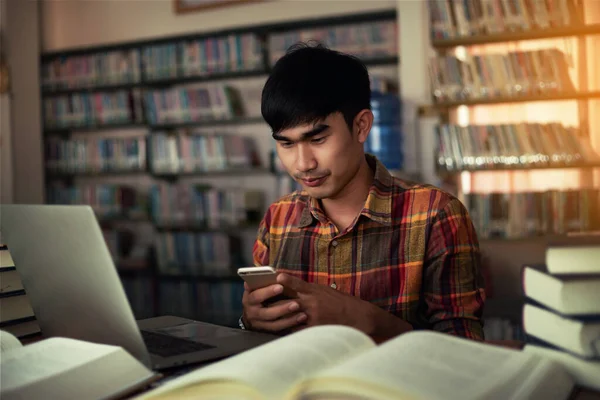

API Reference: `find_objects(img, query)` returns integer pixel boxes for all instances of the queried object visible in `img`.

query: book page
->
[1,336,159,400]
[0,337,122,393]
[525,344,599,391]
[0,330,23,354]
[299,331,561,400]
[138,325,375,400]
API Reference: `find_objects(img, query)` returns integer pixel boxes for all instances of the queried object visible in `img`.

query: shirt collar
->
[298,154,394,228]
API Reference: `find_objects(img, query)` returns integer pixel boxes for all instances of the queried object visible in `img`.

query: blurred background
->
[0,0,598,341]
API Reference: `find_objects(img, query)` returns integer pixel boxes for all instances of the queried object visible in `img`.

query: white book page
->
[0,330,23,353]
[139,325,375,400]
[0,337,120,393]
[302,331,547,400]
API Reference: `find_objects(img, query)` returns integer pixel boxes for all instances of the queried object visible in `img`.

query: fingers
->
[242,286,308,333]
[277,273,309,294]
[251,311,308,333]
[257,300,300,321]
[246,284,285,305]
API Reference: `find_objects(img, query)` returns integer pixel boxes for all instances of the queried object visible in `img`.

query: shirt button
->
[330,283,337,289]
[331,240,338,247]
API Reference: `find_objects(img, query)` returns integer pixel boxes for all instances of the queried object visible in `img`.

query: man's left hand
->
[276,273,376,335]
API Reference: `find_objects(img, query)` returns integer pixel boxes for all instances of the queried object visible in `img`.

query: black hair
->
[261,42,371,134]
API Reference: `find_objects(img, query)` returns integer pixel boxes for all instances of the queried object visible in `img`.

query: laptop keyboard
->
[141,330,216,358]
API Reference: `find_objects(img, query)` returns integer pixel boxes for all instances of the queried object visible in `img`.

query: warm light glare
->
[465,170,584,194]
[457,105,469,127]
[465,32,599,194]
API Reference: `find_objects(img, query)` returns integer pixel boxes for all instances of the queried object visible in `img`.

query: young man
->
[240,43,486,342]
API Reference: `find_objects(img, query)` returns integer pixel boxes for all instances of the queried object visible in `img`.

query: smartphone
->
[237,266,294,306]
[237,266,279,291]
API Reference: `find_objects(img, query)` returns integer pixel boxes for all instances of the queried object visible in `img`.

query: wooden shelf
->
[150,116,265,130]
[438,162,600,174]
[362,56,399,67]
[151,167,270,180]
[46,169,148,179]
[42,81,142,96]
[42,69,268,96]
[45,122,147,134]
[41,57,397,98]
[432,24,600,49]
[428,90,600,109]
[144,68,268,87]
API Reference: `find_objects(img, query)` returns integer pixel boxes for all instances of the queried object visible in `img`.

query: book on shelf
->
[269,19,398,65]
[465,189,599,239]
[436,123,600,172]
[520,243,600,391]
[155,231,240,276]
[429,49,576,103]
[43,89,144,129]
[143,83,246,126]
[150,184,263,228]
[428,0,583,40]
[135,324,581,400]
[41,32,264,93]
[0,248,41,339]
[47,183,149,220]
[177,33,264,77]
[41,48,142,91]
[142,33,264,81]
[0,330,160,400]
[45,135,147,174]
[149,131,261,174]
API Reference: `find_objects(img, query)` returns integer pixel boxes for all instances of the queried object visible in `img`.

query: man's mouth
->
[301,176,328,187]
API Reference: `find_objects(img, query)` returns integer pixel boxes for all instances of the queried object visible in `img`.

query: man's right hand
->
[241,282,307,333]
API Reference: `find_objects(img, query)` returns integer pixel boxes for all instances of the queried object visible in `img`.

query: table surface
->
[18,333,600,400]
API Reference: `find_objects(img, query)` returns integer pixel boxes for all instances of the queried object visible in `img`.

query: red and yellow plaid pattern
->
[253,155,486,340]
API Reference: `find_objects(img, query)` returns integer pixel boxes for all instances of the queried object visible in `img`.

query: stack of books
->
[521,239,600,391]
[0,246,40,339]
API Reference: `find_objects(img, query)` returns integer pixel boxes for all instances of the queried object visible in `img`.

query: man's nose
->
[296,143,317,172]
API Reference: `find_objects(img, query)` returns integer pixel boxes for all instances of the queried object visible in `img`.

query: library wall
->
[41,0,396,51]
[4,0,44,204]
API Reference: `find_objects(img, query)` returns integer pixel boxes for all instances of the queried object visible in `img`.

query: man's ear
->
[353,109,374,144]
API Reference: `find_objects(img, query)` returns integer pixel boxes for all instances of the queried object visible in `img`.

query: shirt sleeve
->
[423,197,486,340]
[252,209,271,267]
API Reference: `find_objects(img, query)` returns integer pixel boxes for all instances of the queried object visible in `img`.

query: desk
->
[16,332,600,400]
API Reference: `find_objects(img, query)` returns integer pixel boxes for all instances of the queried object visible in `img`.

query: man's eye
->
[311,137,325,144]
[280,142,294,148]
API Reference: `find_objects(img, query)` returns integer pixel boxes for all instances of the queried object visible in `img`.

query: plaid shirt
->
[253,155,486,340]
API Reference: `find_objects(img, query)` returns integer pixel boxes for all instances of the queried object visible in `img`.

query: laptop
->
[0,204,276,370]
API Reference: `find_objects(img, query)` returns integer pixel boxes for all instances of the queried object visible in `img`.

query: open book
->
[135,325,575,400]
[0,330,160,400]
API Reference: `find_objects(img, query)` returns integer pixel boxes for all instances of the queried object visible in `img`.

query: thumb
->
[277,273,309,293]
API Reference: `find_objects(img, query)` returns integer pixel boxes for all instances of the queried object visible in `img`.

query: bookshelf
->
[431,23,600,49]
[426,90,600,108]
[426,0,600,341]
[40,10,401,326]
[427,0,600,237]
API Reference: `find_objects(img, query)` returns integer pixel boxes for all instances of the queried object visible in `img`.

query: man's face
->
[274,112,368,200]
